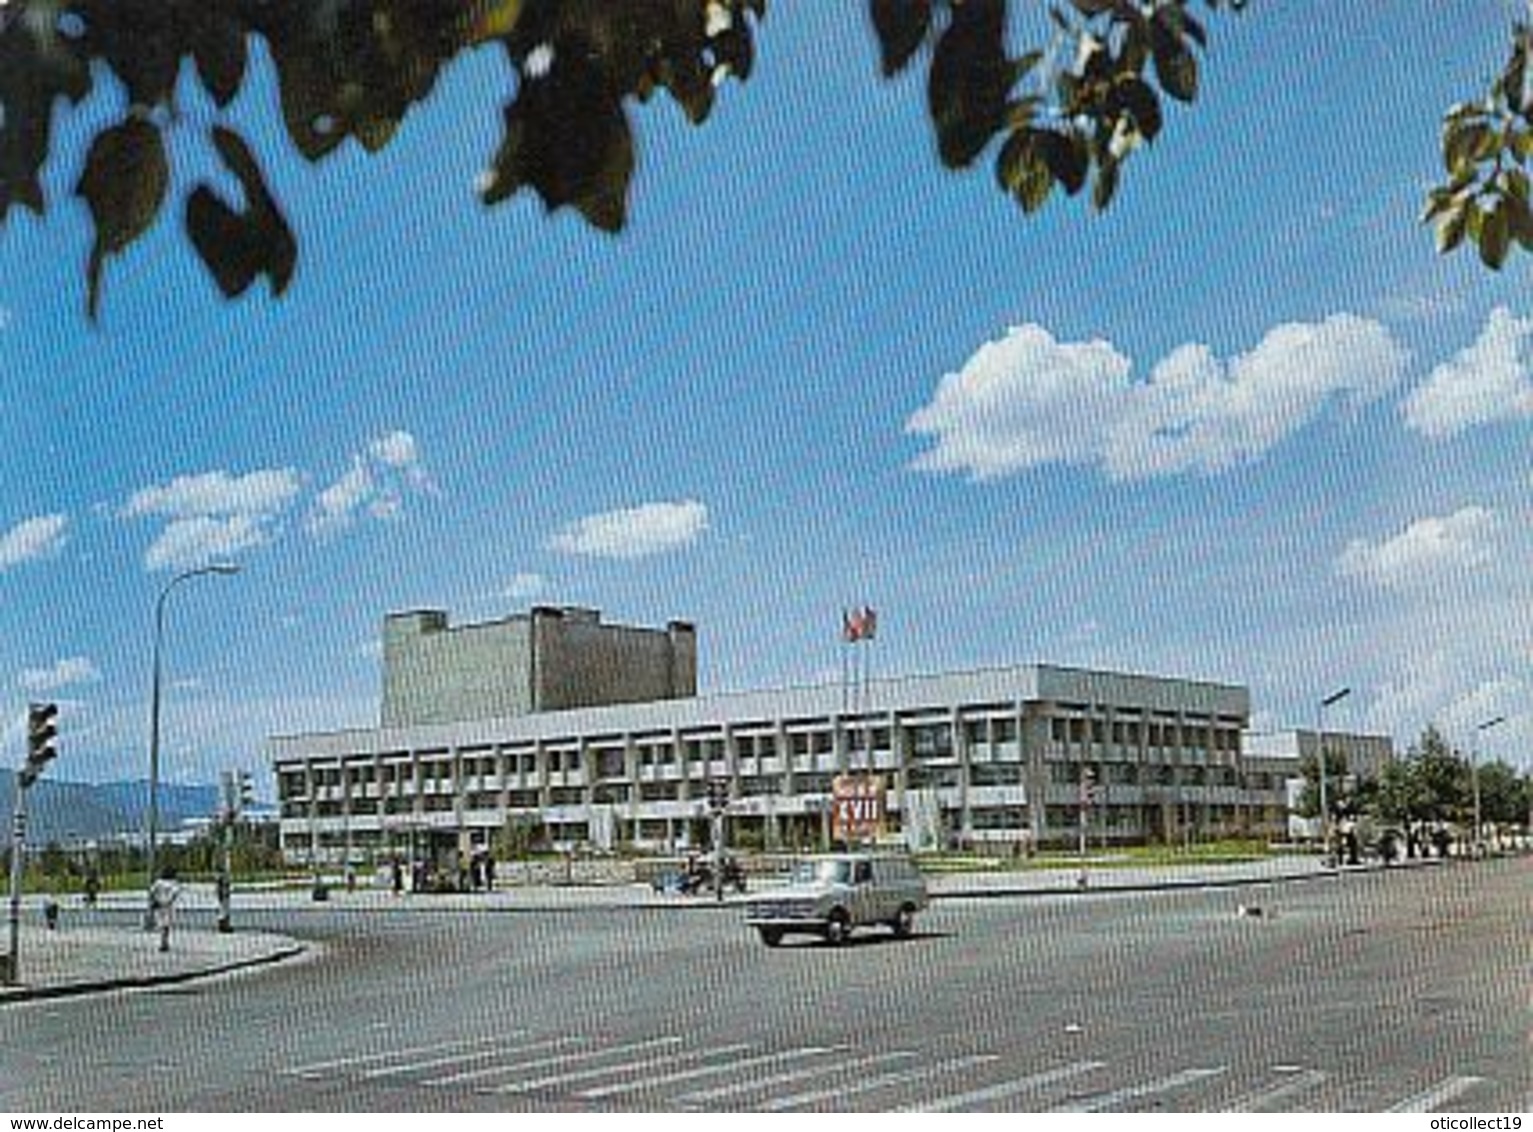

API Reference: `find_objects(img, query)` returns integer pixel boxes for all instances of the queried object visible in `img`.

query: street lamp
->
[1473,715,1506,857]
[145,563,240,918]
[1317,687,1351,866]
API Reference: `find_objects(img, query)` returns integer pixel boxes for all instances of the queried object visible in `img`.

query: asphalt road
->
[1,859,1526,1113]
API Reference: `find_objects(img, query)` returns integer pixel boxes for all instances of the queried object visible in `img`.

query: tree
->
[1294,744,1350,823]
[1475,759,1530,830]
[0,0,1519,317]
[1409,725,1472,828]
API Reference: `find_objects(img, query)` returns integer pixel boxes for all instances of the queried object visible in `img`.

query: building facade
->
[273,619,1286,863]
[1245,730,1397,841]
[382,605,696,728]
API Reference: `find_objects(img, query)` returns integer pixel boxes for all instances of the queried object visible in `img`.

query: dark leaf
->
[928,0,1013,168]
[75,117,169,318]
[186,5,248,108]
[1478,200,1511,269]
[1111,75,1162,141]
[1505,189,1533,249]
[0,16,92,221]
[1434,202,1469,254]
[1036,128,1089,194]
[74,0,180,107]
[1150,9,1198,102]
[1092,155,1120,209]
[997,127,1054,213]
[484,42,634,232]
[185,126,296,299]
[870,0,933,78]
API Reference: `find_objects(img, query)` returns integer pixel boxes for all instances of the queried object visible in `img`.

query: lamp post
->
[1473,715,1506,857]
[1317,687,1351,867]
[145,563,239,923]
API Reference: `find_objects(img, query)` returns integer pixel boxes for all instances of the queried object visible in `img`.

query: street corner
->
[0,923,310,1004]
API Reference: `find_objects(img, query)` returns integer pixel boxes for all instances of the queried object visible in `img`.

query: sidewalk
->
[55,851,1372,916]
[0,912,307,1004]
[0,854,1436,1003]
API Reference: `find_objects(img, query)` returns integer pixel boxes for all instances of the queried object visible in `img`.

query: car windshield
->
[792,859,852,885]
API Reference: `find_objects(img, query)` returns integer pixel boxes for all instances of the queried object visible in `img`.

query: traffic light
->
[238,770,255,813]
[20,701,59,788]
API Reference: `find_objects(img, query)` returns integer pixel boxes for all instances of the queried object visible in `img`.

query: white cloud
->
[907,314,1409,481]
[18,656,101,692]
[549,500,709,559]
[0,513,67,569]
[123,468,302,519]
[124,468,301,572]
[308,429,433,537]
[1336,506,1498,591]
[144,514,271,572]
[1403,306,1533,438]
[503,571,548,601]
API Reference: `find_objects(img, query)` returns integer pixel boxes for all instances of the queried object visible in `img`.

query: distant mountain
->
[0,773,222,844]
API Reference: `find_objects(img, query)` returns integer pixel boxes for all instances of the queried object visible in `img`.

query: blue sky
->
[2,2,1531,787]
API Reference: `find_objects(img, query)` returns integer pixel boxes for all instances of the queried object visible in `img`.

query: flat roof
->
[271,661,1250,762]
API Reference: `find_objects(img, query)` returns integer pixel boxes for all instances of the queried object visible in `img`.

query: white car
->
[744,853,929,947]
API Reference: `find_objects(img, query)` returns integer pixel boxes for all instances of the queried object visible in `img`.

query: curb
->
[0,943,309,1005]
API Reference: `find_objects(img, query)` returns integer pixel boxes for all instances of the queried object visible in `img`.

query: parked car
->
[744,852,928,947]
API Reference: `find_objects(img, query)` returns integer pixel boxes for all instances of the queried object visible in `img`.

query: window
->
[994,718,1017,744]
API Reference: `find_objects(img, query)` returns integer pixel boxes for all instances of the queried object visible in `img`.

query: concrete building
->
[382,605,696,728]
[271,609,1284,865]
[1245,730,1396,842]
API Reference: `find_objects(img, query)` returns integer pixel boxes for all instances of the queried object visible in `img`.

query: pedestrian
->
[483,853,495,893]
[215,870,233,933]
[390,856,403,895]
[83,867,100,908]
[149,867,180,953]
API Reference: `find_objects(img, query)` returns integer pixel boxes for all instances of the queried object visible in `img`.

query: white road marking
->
[679,1051,915,1104]
[490,1042,754,1095]
[472,1037,687,1093]
[759,1054,1000,1112]
[421,1037,591,1086]
[288,1034,514,1078]
[901,1060,1107,1113]
[1386,1075,1486,1113]
[1050,1066,1227,1112]
[1225,1068,1327,1112]
[361,1036,576,1080]
[578,1045,846,1100]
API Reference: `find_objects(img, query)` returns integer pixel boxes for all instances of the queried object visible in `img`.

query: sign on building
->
[831,774,885,842]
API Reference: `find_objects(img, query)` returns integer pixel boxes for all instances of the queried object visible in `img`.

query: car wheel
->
[824,909,851,946]
[891,904,915,938]
[759,927,783,948]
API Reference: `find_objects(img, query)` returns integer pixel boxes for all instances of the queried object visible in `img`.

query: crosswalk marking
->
[678,1051,916,1105]
[1050,1066,1227,1112]
[490,1042,755,1096]
[901,1060,1106,1113]
[578,1045,846,1100]
[1225,1067,1327,1112]
[473,1037,687,1094]
[1386,1075,1486,1113]
[288,1035,512,1079]
[363,1036,575,1080]
[422,1037,591,1087]
[759,1054,1000,1112]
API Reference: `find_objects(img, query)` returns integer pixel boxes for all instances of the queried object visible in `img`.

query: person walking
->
[149,867,181,953]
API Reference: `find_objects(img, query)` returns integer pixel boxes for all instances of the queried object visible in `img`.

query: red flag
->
[860,606,877,640]
[842,609,859,642]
